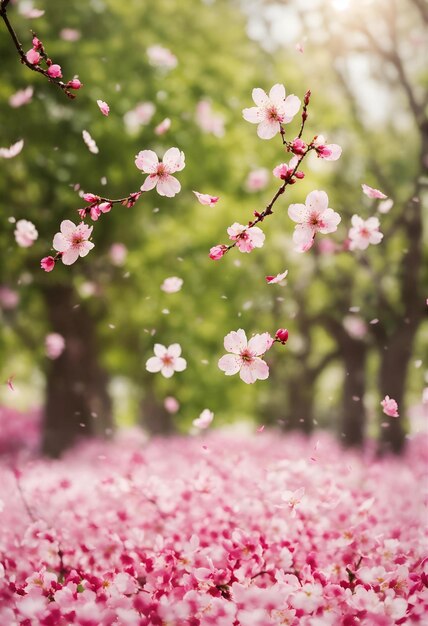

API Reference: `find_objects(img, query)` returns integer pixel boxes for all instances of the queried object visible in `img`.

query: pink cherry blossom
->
[348,215,383,250]
[313,135,342,161]
[0,139,24,159]
[40,256,55,272]
[195,100,225,137]
[273,156,299,180]
[59,28,81,41]
[362,183,387,199]
[245,168,269,192]
[154,117,171,135]
[45,333,65,360]
[52,220,95,265]
[193,409,214,429]
[135,147,185,197]
[96,99,110,116]
[378,198,393,214]
[14,219,38,247]
[242,84,301,140]
[26,48,40,64]
[147,45,177,69]
[146,343,187,378]
[288,190,341,252]
[19,2,44,18]
[109,243,127,266]
[218,329,273,384]
[209,244,228,260]
[9,86,34,108]
[0,287,19,309]
[82,130,99,154]
[381,395,399,417]
[227,223,265,253]
[266,270,288,284]
[164,396,180,413]
[47,64,62,78]
[67,78,82,90]
[161,276,183,293]
[124,102,155,132]
[193,191,219,206]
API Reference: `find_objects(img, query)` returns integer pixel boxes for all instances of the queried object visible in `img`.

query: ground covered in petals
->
[0,430,427,625]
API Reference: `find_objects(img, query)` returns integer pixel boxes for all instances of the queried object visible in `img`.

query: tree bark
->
[41,284,113,457]
[341,339,367,447]
[140,386,176,435]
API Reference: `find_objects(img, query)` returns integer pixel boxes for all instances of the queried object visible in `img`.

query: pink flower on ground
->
[381,395,399,418]
[288,190,341,252]
[348,215,383,250]
[266,270,288,284]
[161,277,183,293]
[14,219,38,247]
[146,344,187,378]
[0,139,24,159]
[242,84,301,140]
[193,409,214,429]
[209,245,228,260]
[9,87,34,108]
[52,220,94,265]
[281,487,305,517]
[218,329,273,384]
[245,168,269,192]
[313,135,342,161]
[155,117,171,135]
[40,256,55,272]
[362,184,387,199]
[47,64,62,78]
[135,147,185,197]
[45,333,65,359]
[97,99,110,116]
[193,191,219,206]
[26,49,40,64]
[227,223,265,253]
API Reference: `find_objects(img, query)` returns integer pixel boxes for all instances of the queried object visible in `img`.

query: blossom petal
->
[163,147,185,172]
[224,329,247,354]
[140,175,158,192]
[161,365,175,378]
[288,203,307,224]
[218,354,241,375]
[168,343,182,358]
[242,106,263,123]
[252,88,269,107]
[173,357,187,372]
[135,150,159,173]
[282,95,301,121]
[240,358,269,384]
[154,344,167,358]
[61,247,80,265]
[319,208,341,233]
[156,175,181,197]
[248,333,273,356]
[146,356,163,372]
[293,224,315,252]
[52,233,69,253]
[269,83,286,105]
[257,120,279,140]
[60,220,77,237]
[306,190,329,213]
[78,241,95,257]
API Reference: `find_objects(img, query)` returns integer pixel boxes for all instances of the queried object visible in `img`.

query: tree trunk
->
[341,339,367,447]
[140,386,176,435]
[283,373,315,434]
[41,284,113,457]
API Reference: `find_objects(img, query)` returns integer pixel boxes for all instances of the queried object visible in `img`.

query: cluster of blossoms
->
[0,430,426,624]
[24,35,82,98]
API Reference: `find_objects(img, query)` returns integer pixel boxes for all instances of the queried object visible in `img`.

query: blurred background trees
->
[0,0,426,456]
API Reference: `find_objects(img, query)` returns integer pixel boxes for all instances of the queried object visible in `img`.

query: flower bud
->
[67,78,82,90]
[209,245,228,260]
[275,328,289,344]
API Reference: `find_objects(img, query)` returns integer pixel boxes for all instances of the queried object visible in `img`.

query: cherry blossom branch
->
[0,1,82,98]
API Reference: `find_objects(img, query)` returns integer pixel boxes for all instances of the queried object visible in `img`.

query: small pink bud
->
[41,256,55,272]
[291,138,307,156]
[26,49,40,65]
[83,193,100,203]
[295,171,305,179]
[209,245,228,260]
[77,208,87,219]
[98,202,112,213]
[275,328,289,344]
[90,205,102,221]
[67,78,82,90]
[47,64,62,78]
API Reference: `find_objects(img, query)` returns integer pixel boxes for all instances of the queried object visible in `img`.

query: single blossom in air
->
[218,329,273,384]
[146,344,187,378]
[97,100,110,116]
[245,168,269,192]
[0,139,24,159]
[362,184,387,199]
[266,270,288,284]
[227,223,265,253]
[288,190,341,252]
[14,219,38,247]
[193,409,214,429]
[161,277,183,293]
[9,87,34,108]
[135,147,185,197]
[154,117,171,135]
[348,215,383,251]
[82,130,99,154]
[45,333,65,360]
[193,191,219,206]
[52,220,94,265]
[381,396,399,418]
[242,84,301,140]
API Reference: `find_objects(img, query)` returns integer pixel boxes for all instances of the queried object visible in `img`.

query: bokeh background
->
[0,0,427,457]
